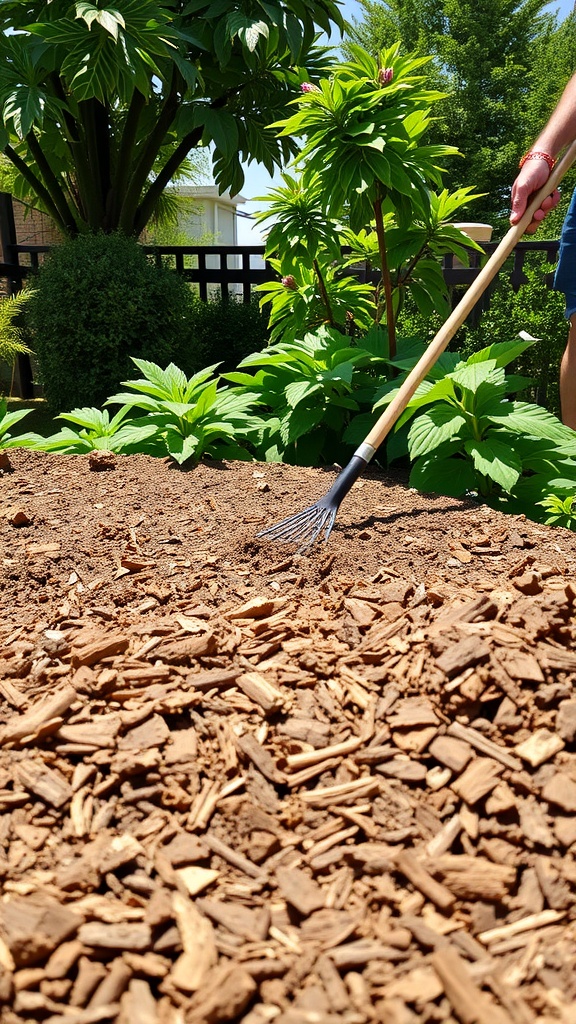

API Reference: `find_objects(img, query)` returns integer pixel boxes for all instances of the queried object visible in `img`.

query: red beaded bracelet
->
[518,150,556,171]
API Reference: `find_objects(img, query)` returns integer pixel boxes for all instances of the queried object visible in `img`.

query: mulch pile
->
[1,451,575,1024]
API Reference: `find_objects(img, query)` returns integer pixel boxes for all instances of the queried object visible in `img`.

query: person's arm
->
[510,72,576,232]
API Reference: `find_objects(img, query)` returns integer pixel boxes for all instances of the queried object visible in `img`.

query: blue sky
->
[236,0,576,242]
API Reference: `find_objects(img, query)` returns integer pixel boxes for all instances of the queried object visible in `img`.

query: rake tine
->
[285,508,327,545]
[257,504,319,541]
[257,501,337,553]
[257,452,372,552]
[298,508,332,550]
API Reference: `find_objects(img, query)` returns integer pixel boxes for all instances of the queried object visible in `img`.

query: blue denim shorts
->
[554,187,576,320]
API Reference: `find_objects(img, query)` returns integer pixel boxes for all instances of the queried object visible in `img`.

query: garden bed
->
[1,449,575,1024]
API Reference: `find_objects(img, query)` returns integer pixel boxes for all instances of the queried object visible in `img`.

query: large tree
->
[348,0,554,224]
[0,0,344,237]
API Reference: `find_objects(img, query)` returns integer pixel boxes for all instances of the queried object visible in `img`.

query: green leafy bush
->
[224,326,386,465]
[389,340,576,524]
[107,358,260,464]
[27,233,196,412]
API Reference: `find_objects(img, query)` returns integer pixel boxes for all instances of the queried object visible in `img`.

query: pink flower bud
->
[282,275,298,291]
[378,67,394,86]
[301,82,320,93]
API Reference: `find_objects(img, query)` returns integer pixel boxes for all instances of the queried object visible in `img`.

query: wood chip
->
[515,728,564,767]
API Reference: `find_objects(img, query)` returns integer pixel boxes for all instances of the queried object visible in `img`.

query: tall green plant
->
[257,44,482,355]
[348,0,555,226]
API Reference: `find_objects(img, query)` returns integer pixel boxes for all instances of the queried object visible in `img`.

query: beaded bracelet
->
[518,150,556,171]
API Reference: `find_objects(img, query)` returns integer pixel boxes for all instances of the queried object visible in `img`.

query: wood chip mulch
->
[1,452,575,1023]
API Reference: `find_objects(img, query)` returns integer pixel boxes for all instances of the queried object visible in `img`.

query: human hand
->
[510,160,561,234]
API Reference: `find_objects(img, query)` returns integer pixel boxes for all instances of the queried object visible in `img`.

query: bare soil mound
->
[1,450,575,1023]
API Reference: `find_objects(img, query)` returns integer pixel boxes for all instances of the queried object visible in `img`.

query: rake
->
[258,141,576,551]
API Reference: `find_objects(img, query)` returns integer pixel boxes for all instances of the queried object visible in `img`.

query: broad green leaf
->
[408,406,468,459]
[2,432,42,449]
[286,404,324,443]
[410,454,477,497]
[285,380,321,407]
[0,406,34,436]
[450,360,498,393]
[464,437,522,492]
[403,376,457,412]
[164,428,200,464]
[466,340,536,368]
[57,407,110,432]
[487,402,576,444]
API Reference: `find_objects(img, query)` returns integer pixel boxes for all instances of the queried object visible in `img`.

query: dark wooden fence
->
[0,191,561,398]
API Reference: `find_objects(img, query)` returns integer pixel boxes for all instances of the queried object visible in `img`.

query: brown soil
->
[1,449,576,1024]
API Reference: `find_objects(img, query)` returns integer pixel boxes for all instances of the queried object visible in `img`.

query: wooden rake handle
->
[361,140,576,456]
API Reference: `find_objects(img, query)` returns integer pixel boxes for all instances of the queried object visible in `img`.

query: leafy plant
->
[107,358,260,464]
[0,397,39,449]
[224,326,386,465]
[27,233,196,412]
[387,339,576,520]
[256,44,483,355]
[37,406,157,454]
[538,493,576,530]
[0,292,32,368]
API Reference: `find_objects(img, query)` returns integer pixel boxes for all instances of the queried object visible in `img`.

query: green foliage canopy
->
[0,0,344,237]
[348,0,562,224]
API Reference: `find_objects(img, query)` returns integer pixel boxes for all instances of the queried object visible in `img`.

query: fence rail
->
[1,239,561,297]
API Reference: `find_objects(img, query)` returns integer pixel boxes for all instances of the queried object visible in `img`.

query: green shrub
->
[175,295,270,377]
[396,255,567,418]
[458,257,567,417]
[27,233,196,412]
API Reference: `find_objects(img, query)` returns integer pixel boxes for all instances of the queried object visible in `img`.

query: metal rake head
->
[256,453,370,553]
[257,498,338,553]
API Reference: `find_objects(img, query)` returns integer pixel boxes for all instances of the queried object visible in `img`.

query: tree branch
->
[2,145,67,233]
[21,135,79,236]
[132,125,205,236]
[373,192,397,359]
[106,90,147,230]
[76,100,110,228]
[118,70,183,234]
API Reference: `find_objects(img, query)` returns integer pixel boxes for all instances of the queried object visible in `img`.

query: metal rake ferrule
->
[257,453,370,552]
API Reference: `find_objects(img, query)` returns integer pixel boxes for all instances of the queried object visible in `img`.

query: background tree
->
[0,0,344,238]
[348,0,559,226]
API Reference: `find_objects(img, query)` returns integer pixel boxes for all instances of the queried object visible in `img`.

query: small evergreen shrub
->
[174,295,270,377]
[27,233,196,411]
